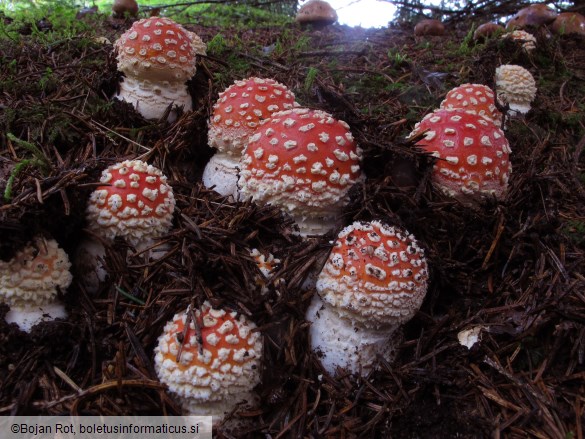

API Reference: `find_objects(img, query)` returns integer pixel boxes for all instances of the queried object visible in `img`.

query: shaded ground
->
[0,7,584,438]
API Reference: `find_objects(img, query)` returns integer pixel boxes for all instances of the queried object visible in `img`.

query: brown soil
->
[0,10,584,439]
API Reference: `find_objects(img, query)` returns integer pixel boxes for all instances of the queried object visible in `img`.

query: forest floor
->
[0,5,584,438]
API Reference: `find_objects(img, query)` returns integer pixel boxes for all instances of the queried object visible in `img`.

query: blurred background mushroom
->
[295,0,338,28]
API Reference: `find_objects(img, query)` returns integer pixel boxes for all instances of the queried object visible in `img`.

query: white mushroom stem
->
[5,302,67,333]
[74,238,108,295]
[305,295,399,376]
[180,391,259,424]
[293,211,344,238]
[201,153,241,199]
[116,76,192,122]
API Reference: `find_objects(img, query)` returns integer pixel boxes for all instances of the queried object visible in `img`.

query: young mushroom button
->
[408,109,512,201]
[316,220,429,328]
[0,237,72,332]
[114,17,206,120]
[86,160,175,249]
[494,64,537,115]
[307,221,429,376]
[154,302,263,420]
[239,108,363,236]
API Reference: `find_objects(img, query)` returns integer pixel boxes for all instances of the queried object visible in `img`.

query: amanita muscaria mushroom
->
[86,159,175,250]
[0,237,72,332]
[154,301,263,420]
[250,248,281,294]
[114,17,206,121]
[408,109,512,201]
[239,108,363,236]
[494,64,537,115]
[440,83,503,126]
[203,77,298,199]
[306,220,428,375]
[502,29,537,52]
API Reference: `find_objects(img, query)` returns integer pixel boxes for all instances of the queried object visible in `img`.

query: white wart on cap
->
[239,108,363,236]
[494,64,537,115]
[0,237,72,332]
[408,108,512,201]
[86,159,175,249]
[316,220,428,329]
[154,302,263,419]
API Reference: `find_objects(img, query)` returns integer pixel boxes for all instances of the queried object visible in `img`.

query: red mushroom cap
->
[408,109,512,200]
[316,220,428,329]
[239,108,363,219]
[154,302,263,409]
[208,77,298,155]
[114,17,202,83]
[86,159,175,247]
[440,84,502,126]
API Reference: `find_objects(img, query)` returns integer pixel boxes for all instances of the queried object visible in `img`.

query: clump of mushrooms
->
[154,301,263,422]
[114,16,206,121]
[239,108,363,237]
[0,237,72,332]
[306,220,429,376]
[203,77,298,199]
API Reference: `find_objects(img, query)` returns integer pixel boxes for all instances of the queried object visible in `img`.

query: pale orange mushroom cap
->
[115,17,204,83]
[239,108,362,221]
[0,237,72,308]
[86,160,175,247]
[208,77,298,155]
[154,302,263,406]
[408,109,512,201]
[316,220,428,329]
[440,84,503,126]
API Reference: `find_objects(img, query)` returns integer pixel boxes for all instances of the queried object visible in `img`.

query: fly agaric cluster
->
[113,16,206,121]
[205,77,363,237]
[203,77,298,199]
